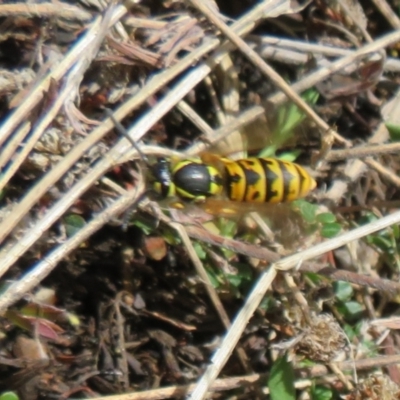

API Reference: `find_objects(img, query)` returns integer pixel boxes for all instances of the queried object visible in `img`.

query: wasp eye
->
[152,158,175,198]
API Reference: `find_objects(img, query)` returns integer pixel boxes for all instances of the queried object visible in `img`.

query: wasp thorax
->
[153,158,223,202]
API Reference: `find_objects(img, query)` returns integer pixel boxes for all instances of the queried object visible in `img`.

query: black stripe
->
[293,164,306,195]
[238,162,248,201]
[241,160,260,201]
[279,161,290,202]
[225,167,241,200]
[259,159,279,202]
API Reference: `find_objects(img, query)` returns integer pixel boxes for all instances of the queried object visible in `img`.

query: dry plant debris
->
[2,0,400,399]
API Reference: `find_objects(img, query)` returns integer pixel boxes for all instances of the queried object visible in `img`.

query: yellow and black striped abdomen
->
[224,157,316,203]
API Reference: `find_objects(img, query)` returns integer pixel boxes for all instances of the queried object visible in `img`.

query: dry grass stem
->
[1,0,400,398]
[0,180,145,314]
[189,209,400,398]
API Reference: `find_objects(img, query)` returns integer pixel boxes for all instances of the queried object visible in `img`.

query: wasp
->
[104,109,316,207]
[151,154,316,205]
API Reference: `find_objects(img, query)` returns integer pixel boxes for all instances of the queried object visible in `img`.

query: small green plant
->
[333,281,364,321]
[268,355,296,400]
[63,214,86,237]
[360,212,400,271]
[294,199,342,238]
[0,392,19,400]
[385,121,400,141]
[310,384,333,400]
[259,89,319,158]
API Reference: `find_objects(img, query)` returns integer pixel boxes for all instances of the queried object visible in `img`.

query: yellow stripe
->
[208,166,223,196]
[297,165,317,197]
[260,158,283,203]
[281,160,300,202]
[224,159,246,201]
[238,159,266,202]
[171,159,197,174]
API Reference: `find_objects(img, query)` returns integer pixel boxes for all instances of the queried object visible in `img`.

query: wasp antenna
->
[103,108,149,165]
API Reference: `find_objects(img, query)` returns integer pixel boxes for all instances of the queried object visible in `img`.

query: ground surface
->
[1,1,400,399]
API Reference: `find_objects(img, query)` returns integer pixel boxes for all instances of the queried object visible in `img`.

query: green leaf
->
[358,212,378,224]
[226,274,243,288]
[343,321,362,340]
[257,145,277,158]
[277,102,303,136]
[343,301,364,315]
[259,86,317,157]
[206,269,221,289]
[302,88,320,105]
[316,212,336,224]
[304,272,324,285]
[161,228,182,246]
[275,89,319,139]
[297,359,316,368]
[226,263,253,288]
[63,214,86,237]
[393,224,400,239]
[277,150,302,162]
[362,339,379,356]
[268,355,296,400]
[320,223,341,238]
[337,301,364,320]
[310,385,333,400]
[259,296,276,311]
[333,281,353,302]
[0,392,19,400]
[386,122,400,141]
[217,217,237,238]
[367,234,393,251]
[193,242,207,260]
[294,200,318,224]
[133,219,155,235]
